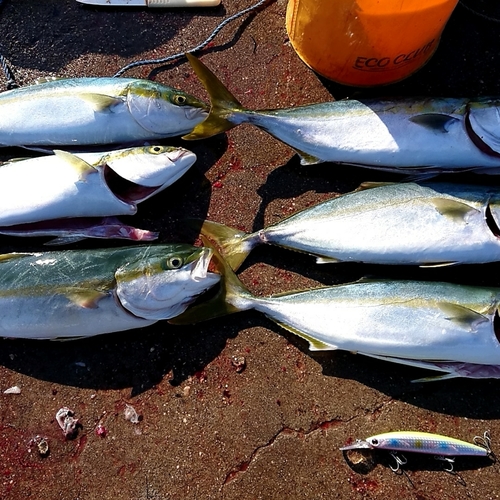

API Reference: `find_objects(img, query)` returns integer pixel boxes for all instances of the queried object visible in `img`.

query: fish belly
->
[252,102,500,168]
[0,94,156,146]
[254,283,500,365]
[0,158,134,226]
[0,293,155,339]
[265,196,500,264]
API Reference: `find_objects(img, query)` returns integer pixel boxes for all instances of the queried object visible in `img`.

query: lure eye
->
[166,256,184,269]
[172,94,187,106]
[369,438,379,447]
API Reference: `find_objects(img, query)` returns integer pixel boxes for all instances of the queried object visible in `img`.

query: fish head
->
[126,81,209,136]
[104,144,196,193]
[115,244,220,320]
[99,145,197,205]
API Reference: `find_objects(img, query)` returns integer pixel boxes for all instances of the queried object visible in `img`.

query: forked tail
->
[169,236,254,325]
[200,219,258,271]
[183,53,246,140]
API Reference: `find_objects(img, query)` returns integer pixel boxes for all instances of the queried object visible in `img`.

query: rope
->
[0,0,17,89]
[0,54,17,89]
[113,0,270,77]
[458,0,500,23]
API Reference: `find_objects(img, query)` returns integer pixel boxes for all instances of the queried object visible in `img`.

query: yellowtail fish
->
[0,145,195,243]
[340,431,492,472]
[0,244,219,339]
[197,182,500,269]
[184,54,500,173]
[172,239,500,381]
[0,77,207,147]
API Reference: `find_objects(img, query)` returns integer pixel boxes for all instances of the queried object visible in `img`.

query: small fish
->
[184,54,500,173]
[0,77,208,147]
[171,239,500,381]
[340,431,493,472]
[0,217,158,245]
[0,244,219,339]
[197,182,500,269]
[0,145,196,242]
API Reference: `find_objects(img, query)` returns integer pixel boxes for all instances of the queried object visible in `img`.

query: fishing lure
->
[340,431,493,472]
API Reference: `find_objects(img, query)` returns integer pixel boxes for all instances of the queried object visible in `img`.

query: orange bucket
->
[286,0,458,86]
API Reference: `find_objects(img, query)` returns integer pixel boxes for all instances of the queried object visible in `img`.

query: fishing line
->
[113,0,271,77]
[0,0,17,89]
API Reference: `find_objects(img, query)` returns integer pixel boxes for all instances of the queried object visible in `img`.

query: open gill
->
[465,109,500,158]
[485,202,500,238]
[103,164,159,203]
[494,310,500,344]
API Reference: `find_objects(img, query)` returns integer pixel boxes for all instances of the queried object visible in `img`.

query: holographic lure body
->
[340,431,492,472]
[340,431,490,457]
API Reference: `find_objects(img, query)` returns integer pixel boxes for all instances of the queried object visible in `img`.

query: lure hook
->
[389,452,407,473]
[434,455,455,473]
[473,431,492,455]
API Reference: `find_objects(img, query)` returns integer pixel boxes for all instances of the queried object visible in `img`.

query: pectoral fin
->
[62,288,109,309]
[438,302,489,329]
[409,113,460,133]
[431,197,479,221]
[53,150,97,181]
[79,93,124,112]
[296,149,323,166]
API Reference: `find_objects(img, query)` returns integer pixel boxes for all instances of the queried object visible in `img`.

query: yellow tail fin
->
[169,236,252,325]
[200,219,255,271]
[183,53,245,140]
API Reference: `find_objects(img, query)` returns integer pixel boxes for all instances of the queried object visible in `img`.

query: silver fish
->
[198,182,500,269]
[0,217,158,245]
[0,244,219,339]
[0,145,196,243]
[172,241,500,381]
[0,77,208,147]
[184,54,500,173]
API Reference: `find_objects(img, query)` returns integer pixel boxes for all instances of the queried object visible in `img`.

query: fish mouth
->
[103,164,161,204]
[191,247,220,286]
[161,148,197,185]
[185,106,209,121]
[102,147,196,204]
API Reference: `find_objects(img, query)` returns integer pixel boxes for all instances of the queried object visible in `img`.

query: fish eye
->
[166,256,184,269]
[172,94,187,106]
[150,146,162,154]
